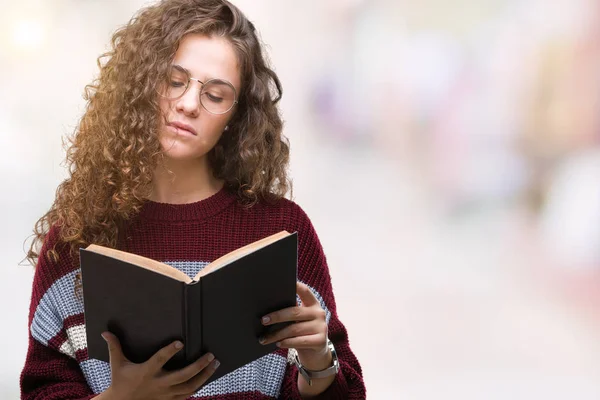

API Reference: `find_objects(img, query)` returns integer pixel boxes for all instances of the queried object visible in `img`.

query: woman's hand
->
[259,282,332,371]
[97,332,220,400]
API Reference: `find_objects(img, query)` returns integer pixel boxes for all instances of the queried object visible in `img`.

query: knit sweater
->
[20,187,366,399]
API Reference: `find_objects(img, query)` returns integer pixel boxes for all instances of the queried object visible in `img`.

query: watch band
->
[291,339,340,386]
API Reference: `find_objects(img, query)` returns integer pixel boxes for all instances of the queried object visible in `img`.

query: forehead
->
[172,33,241,90]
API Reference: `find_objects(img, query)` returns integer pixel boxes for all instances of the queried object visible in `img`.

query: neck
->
[149,156,224,204]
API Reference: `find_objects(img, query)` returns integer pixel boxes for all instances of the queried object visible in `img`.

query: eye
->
[205,92,224,103]
[170,80,186,87]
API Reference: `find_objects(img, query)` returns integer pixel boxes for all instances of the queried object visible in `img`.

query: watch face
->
[293,339,340,383]
[327,339,340,372]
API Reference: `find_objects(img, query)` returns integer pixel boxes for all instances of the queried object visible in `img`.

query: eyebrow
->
[172,64,226,84]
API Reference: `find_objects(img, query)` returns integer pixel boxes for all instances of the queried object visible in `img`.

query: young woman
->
[20,0,365,399]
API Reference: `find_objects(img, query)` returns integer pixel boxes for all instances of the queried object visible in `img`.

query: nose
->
[175,81,202,117]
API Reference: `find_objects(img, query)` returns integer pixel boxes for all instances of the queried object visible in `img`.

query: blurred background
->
[1,0,600,398]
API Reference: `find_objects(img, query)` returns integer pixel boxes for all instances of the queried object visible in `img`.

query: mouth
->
[167,121,197,136]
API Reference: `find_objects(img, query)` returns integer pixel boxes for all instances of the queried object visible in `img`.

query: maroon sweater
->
[20,187,366,399]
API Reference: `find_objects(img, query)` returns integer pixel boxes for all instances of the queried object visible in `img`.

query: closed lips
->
[168,121,197,135]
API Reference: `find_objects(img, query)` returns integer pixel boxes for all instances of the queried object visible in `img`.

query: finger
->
[262,304,321,326]
[259,320,320,345]
[275,333,327,350]
[172,358,220,396]
[296,282,319,307]
[102,332,126,367]
[146,340,185,371]
[164,352,215,385]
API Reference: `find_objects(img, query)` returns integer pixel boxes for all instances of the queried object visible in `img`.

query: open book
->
[80,231,298,383]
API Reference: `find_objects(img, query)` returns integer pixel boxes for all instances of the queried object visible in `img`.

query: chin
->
[162,147,210,162]
[159,140,210,162]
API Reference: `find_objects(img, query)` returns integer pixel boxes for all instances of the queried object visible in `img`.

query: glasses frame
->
[158,66,239,115]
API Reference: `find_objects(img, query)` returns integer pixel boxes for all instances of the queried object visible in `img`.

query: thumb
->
[296,281,319,307]
[102,331,126,367]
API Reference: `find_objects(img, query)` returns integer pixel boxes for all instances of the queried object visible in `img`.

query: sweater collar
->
[138,186,237,222]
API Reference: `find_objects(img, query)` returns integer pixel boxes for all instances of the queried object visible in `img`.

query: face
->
[157,34,241,162]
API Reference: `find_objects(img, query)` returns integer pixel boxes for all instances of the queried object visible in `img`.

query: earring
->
[224,125,229,131]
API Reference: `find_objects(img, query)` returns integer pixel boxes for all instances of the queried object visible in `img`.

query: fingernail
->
[258,336,266,344]
[175,341,184,349]
[262,316,270,324]
[101,333,108,342]
[207,353,215,362]
[213,359,220,369]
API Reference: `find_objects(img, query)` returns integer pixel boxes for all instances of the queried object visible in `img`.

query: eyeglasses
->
[157,65,238,115]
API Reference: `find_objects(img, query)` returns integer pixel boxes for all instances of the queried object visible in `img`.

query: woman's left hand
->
[259,282,331,370]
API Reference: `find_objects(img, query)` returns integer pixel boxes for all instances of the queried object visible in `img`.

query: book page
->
[194,231,290,281]
[85,244,193,284]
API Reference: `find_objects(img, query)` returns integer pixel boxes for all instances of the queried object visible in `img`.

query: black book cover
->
[80,232,298,381]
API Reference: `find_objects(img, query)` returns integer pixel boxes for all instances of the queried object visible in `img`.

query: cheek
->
[196,113,229,139]
[158,97,172,118]
[156,104,170,134]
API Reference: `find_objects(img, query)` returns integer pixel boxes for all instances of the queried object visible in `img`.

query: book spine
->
[183,283,190,363]
[200,278,204,354]
[185,281,203,364]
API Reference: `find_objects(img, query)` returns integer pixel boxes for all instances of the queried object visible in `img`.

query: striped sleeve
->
[20,226,96,400]
[279,204,366,399]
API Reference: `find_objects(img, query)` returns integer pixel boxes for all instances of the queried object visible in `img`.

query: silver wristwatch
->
[290,339,340,386]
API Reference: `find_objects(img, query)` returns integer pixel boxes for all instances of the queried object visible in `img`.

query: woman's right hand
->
[96,331,220,400]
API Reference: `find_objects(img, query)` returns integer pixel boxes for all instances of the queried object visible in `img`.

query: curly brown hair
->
[26,0,290,267]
